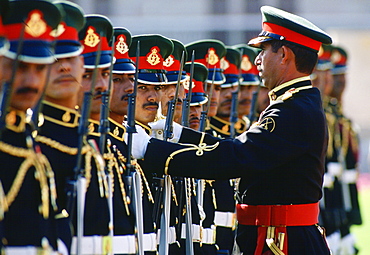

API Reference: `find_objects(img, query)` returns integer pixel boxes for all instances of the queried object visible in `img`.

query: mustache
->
[189,116,200,122]
[239,99,251,105]
[16,87,38,95]
[220,98,232,106]
[143,102,159,108]
[93,91,103,98]
[120,94,130,101]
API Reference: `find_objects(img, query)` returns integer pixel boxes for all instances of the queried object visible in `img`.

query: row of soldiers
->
[0,0,264,254]
[312,45,362,255]
[0,0,362,255]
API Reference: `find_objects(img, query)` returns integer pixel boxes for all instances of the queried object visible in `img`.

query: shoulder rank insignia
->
[258,117,275,132]
[281,88,298,101]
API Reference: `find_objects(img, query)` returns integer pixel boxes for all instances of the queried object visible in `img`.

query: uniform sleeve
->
[144,101,315,180]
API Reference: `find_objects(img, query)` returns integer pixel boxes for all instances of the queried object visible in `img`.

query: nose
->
[255,53,261,66]
[95,73,109,92]
[147,88,159,102]
[57,58,72,73]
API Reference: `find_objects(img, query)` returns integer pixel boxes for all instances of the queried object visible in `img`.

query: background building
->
[72,0,370,173]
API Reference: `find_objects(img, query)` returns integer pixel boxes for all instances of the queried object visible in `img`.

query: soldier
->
[132,5,332,255]
[128,34,174,254]
[233,44,261,123]
[161,39,187,124]
[35,1,86,254]
[0,0,62,253]
[329,46,361,255]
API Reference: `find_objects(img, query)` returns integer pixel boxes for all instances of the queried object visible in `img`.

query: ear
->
[280,45,294,65]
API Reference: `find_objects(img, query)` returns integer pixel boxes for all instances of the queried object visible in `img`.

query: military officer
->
[0,0,62,253]
[131,5,333,255]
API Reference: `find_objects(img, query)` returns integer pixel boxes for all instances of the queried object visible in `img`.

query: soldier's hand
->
[124,124,151,159]
[149,118,183,143]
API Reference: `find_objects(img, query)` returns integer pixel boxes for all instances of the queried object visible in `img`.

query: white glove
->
[339,233,356,255]
[149,118,183,143]
[326,231,341,255]
[123,124,151,159]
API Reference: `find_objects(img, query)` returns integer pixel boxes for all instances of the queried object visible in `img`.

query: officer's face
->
[80,67,110,121]
[159,83,185,123]
[1,57,49,111]
[189,104,202,131]
[238,85,255,117]
[135,83,162,125]
[216,86,236,118]
[255,42,283,90]
[45,56,85,108]
[311,69,333,96]
[109,73,134,119]
[204,82,221,117]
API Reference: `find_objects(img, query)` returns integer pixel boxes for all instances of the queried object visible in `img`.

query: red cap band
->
[263,22,321,51]
[131,46,164,70]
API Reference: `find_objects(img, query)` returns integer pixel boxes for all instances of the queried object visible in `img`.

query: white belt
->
[342,169,358,184]
[214,211,235,228]
[156,226,177,245]
[4,247,58,255]
[327,162,342,177]
[71,235,136,254]
[201,226,216,244]
[143,232,157,252]
[181,223,201,242]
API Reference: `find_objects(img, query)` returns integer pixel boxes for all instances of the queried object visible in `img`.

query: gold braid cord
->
[35,135,106,196]
[164,133,219,175]
[0,139,57,220]
[132,160,154,204]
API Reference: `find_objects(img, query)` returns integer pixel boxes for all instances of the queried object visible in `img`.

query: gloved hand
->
[149,117,183,143]
[123,124,151,159]
[326,231,341,255]
[339,233,356,255]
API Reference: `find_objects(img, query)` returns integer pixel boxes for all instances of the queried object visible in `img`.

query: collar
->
[268,76,312,102]
[41,101,79,128]
[5,110,27,133]
[135,120,152,135]
[108,118,126,142]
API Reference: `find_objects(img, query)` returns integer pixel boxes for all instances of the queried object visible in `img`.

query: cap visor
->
[248,36,274,48]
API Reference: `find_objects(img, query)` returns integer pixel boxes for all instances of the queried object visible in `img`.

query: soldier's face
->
[216,86,236,118]
[312,69,333,96]
[189,104,202,130]
[204,82,221,117]
[255,42,283,90]
[159,83,185,123]
[135,83,162,125]
[45,56,85,108]
[80,67,110,120]
[1,57,48,111]
[238,85,254,117]
[110,73,134,117]
[330,74,346,101]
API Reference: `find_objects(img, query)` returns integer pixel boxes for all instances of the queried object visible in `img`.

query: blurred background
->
[71,0,370,253]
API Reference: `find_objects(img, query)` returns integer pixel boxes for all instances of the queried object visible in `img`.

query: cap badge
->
[146,47,161,66]
[183,79,195,90]
[116,35,128,54]
[25,11,47,38]
[84,27,100,48]
[50,23,65,38]
[220,58,229,71]
[163,55,174,67]
[241,56,252,71]
[331,50,341,64]
[206,48,219,65]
